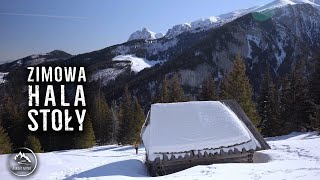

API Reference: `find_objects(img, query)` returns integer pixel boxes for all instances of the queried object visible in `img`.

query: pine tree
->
[257,69,280,137]
[0,125,12,154]
[200,75,217,101]
[1,95,26,148]
[110,100,119,143]
[292,60,311,131]
[0,69,28,149]
[309,101,320,133]
[103,103,113,144]
[157,78,170,103]
[310,57,320,105]
[257,70,271,136]
[117,85,133,144]
[309,57,320,132]
[221,55,260,127]
[279,76,293,134]
[170,75,186,102]
[272,82,282,134]
[89,92,113,145]
[280,61,311,133]
[130,98,145,154]
[74,115,96,149]
[289,61,310,131]
[25,135,44,153]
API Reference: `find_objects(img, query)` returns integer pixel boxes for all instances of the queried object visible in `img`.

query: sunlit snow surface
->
[1,132,319,179]
[113,54,162,73]
[142,102,260,161]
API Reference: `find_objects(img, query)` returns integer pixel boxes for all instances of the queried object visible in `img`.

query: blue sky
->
[0,0,271,62]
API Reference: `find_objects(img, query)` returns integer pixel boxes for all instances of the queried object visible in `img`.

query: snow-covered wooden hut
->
[141,100,270,176]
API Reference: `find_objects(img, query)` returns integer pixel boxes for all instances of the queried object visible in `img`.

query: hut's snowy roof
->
[141,101,268,160]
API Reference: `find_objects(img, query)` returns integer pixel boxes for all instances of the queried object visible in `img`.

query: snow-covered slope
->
[0,72,8,84]
[90,68,126,85]
[256,0,320,11]
[112,54,163,73]
[166,23,192,38]
[163,8,258,38]
[0,132,319,179]
[256,0,298,11]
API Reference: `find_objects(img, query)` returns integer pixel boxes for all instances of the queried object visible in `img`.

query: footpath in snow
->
[0,132,319,179]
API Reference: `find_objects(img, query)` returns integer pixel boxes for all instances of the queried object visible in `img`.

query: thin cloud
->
[0,12,88,20]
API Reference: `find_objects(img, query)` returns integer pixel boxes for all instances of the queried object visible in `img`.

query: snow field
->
[112,54,162,73]
[0,132,319,179]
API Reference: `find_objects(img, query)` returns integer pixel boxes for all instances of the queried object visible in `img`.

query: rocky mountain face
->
[1,1,320,106]
[128,28,164,41]
[105,3,320,103]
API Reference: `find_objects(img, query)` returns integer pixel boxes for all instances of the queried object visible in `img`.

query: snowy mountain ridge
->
[0,50,72,72]
[127,0,320,41]
[99,1,320,100]
[2,0,320,99]
[256,0,320,11]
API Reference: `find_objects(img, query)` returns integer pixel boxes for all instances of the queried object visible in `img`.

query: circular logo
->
[8,147,38,177]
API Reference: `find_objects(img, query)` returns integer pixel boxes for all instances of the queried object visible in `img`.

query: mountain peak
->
[47,50,72,57]
[127,0,320,41]
[128,28,163,41]
[0,50,72,72]
[256,0,320,11]
[165,23,191,38]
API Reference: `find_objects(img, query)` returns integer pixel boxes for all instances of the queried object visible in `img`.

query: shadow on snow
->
[266,132,319,142]
[64,159,148,179]
[91,146,119,152]
[112,146,134,152]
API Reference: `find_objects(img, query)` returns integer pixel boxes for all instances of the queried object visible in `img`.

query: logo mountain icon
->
[14,151,32,165]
